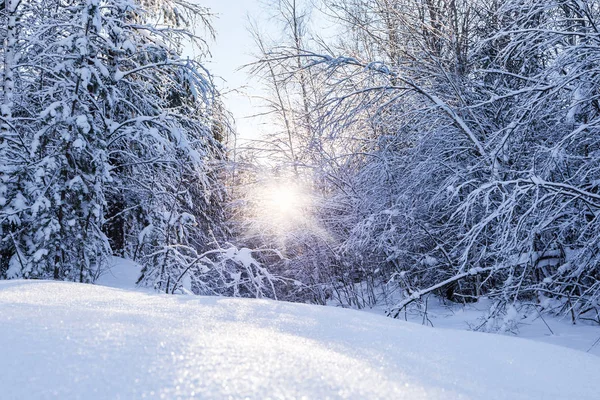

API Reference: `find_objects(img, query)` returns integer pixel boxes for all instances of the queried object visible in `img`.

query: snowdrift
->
[0,280,599,399]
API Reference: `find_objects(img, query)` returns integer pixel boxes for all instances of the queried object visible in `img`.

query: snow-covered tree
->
[0,0,229,285]
[248,0,600,324]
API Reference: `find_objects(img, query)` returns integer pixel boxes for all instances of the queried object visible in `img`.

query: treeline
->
[2,0,599,326]
[242,0,600,326]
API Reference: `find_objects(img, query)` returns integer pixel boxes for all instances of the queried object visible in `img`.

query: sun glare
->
[252,180,313,234]
[248,177,332,241]
[267,185,303,216]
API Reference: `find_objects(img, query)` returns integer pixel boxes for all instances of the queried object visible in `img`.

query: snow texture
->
[95,257,143,290]
[1,281,600,399]
[371,297,600,357]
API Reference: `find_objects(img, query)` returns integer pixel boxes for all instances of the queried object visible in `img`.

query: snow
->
[114,69,124,81]
[137,224,154,244]
[367,297,600,357]
[1,281,600,399]
[95,257,143,290]
[75,115,91,134]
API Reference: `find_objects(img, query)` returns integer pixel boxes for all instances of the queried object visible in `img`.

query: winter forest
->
[2,0,600,333]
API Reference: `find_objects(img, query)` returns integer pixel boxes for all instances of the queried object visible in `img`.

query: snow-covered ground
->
[1,280,600,399]
[96,258,600,357]
[95,257,144,290]
[375,297,600,357]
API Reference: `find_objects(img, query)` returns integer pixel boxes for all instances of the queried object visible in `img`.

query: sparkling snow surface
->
[1,281,599,399]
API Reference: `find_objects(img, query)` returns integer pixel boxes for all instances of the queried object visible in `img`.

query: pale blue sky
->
[196,0,333,142]
[200,0,269,141]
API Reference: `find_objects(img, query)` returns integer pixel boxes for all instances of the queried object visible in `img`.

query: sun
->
[267,185,302,216]
[247,177,318,238]
[245,177,331,243]
[254,180,311,228]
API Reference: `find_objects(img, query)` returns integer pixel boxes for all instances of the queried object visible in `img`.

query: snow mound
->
[1,281,599,399]
[95,257,143,290]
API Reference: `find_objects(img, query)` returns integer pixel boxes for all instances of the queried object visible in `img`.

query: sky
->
[195,0,335,145]
[199,0,271,142]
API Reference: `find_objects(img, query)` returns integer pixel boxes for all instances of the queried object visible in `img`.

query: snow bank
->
[1,281,599,399]
[373,297,600,357]
[95,257,143,290]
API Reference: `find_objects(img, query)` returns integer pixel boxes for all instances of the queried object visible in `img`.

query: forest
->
[1,0,600,331]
